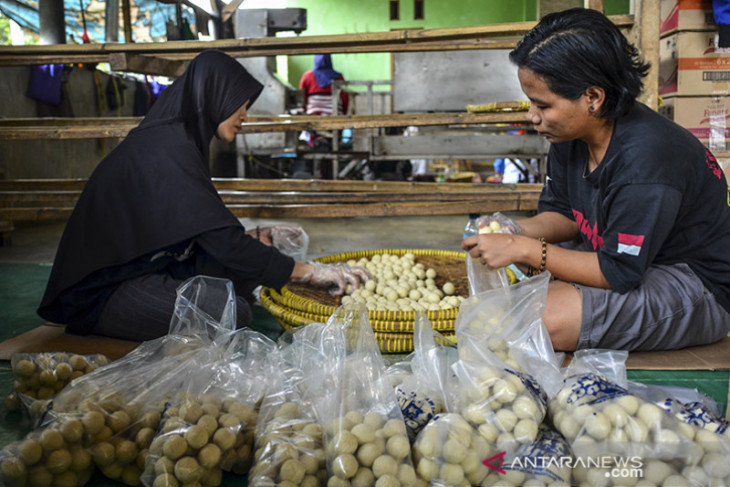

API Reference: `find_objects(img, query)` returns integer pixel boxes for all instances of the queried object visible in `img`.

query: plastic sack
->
[394,311,458,441]
[412,412,495,486]
[239,218,310,262]
[474,212,523,236]
[485,424,573,487]
[168,275,239,341]
[141,328,275,487]
[455,271,563,397]
[465,212,524,295]
[295,304,418,486]
[551,356,730,486]
[0,413,96,487]
[4,352,108,421]
[449,272,565,457]
[465,256,510,295]
[629,381,730,439]
[248,346,327,486]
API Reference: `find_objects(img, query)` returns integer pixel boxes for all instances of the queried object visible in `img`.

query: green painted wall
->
[246,0,631,89]
[271,0,539,89]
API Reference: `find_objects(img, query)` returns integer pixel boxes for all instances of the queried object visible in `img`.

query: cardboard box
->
[661,0,716,35]
[659,31,730,96]
[659,95,730,152]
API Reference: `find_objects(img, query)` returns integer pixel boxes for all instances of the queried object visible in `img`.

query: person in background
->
[38,50,369,342]
[463,8,730,352]
[299,53,350,117]
[298,54,351,178]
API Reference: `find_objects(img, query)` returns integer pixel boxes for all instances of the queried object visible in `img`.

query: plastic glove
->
[271,225,309,262]
[294,261,371,296]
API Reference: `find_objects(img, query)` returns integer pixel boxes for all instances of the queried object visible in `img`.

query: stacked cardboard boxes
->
[659,0,730,174]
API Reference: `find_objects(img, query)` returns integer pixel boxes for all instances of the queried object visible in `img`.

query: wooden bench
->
[0,178,542,222]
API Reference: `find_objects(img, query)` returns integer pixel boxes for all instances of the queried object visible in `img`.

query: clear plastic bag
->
[551,350,730,486]
[455,271,563,397]
[412,412,494,486]
[450,272,564,457]
[141,328,276,487]
[465,257,510,296]
[294,304,418,486]
[474,212,523,236]
[394,311,458,441]
[0,412,96,487]
[4,352,109,422]
[487,424,573,487]
[248,347,327,486]
[239,218,310,262]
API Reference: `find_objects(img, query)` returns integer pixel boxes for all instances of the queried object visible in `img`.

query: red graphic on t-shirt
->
[572,209,605,250]
[705,149,724,180]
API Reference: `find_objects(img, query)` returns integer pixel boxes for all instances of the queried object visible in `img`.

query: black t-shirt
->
[539,103,730,312]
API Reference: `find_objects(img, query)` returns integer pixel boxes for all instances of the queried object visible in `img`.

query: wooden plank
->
[584,0,604,11]
[0,117,142,127]
[0,16,634,67]
[108,53,186,77]
[122,0,132,43]
[0,198,537,221]
[0,112,530,140]
[634,0,660,110]
[0,188,542,207]
[0,178,543,194]
[212,179,543,194]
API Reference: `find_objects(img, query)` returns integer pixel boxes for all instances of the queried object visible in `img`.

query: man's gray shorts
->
[575,263,730,351]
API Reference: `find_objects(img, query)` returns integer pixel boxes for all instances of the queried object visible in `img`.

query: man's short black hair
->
[509,8,650,119]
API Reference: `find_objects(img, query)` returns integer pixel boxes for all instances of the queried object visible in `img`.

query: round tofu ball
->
[184,425,209,450]
[357,442,384,467]
[14,359,36,377]
[163,435,188,461]
[332,454,358,479]
[55,362,74,381]
[19,439,43,466]
[39,429,65,452]
[46,448,72,475]
[0,457,27,480]
[213,428,237,451]
[372,455,398,478]
[351,423,376,444]
[333,431,359,455]
[584,412,611,441]
[280,459,307,484]
[381,419,407,438]
[174,456,201,484]
[375,473,399,487]
[385,435,410,461]
[82,411,105,436]
[440,463,465,485]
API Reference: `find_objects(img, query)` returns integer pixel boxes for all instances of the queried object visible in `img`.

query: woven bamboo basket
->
[260,248,467,353]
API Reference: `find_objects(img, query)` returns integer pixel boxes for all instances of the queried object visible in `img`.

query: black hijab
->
[38,50,263,322]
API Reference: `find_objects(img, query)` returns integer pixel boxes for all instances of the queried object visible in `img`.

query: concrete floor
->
[0,215,482,265]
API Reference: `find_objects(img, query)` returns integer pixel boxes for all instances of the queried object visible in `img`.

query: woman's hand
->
[293,262,371,296]
[461,233,523,269]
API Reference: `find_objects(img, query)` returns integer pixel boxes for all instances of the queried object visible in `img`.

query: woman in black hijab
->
[38,50,368,342]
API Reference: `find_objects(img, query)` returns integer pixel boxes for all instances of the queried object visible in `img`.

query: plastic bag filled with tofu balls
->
[291,303,418,486]
[550,350,730,486]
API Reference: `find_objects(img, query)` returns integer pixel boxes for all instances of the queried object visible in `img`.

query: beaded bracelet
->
[526,237,547,277]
